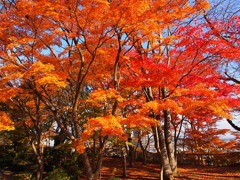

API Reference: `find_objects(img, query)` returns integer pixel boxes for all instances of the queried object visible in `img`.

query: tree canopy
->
[0,0,239,180]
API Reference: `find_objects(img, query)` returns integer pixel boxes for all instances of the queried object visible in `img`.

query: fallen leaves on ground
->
[96,158,240,180]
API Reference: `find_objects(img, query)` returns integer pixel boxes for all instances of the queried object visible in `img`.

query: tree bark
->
[36,154,44,180]
[157,125,174,180]
[122,148,127,178]
[31,142,44,180]
[128,137,135,167]
[163,110,177,175]
[142,150,147,165]
[162,88,177,175]
[144,86,174,179]
[81,137,106,180]
[139,133,150,165]
[82,151,99,180]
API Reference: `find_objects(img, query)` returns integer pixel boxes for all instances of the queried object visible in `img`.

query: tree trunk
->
[162,88,177,175]
[164,110,177,175]
[82,137,106,180]
[152,125,173,179]
[139,133,151,165]
[142,150,147,165]
[82,151,102,180]
[144,86,173,179]
[157,125,174,180]
[31,143,44,180]
[36,154,44,180]
[128,137,135,167]
[122,149,127,178]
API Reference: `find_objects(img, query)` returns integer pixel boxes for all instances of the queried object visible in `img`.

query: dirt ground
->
[98,157,240,180]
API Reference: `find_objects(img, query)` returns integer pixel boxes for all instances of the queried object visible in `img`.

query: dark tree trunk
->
[128,137,135,167]
[142,150,147,165]
[82,152,101,180]
[139,134,150,165]
[173,116,184,159]
[122,148,127,178]
[81,137,106,180]
[53,129,66,147]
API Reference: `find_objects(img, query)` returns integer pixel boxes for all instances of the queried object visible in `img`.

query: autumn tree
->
[0,0,157,179]
[120,50,237,178]
[0,54,58,179]
[118,1,240,179]
[180,117,238,166]
[182,118,236,154]
[203,0,240,131]
[2,95,53,180]
[1,0,239,180]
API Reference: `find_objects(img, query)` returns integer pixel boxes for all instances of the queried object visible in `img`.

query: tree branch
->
[227,119,240,131]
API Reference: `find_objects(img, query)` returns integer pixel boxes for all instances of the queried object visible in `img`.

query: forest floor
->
[97,157,240,180]
[1,157,239,179]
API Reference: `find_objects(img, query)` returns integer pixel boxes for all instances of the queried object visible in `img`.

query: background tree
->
[182,119,236,154]
[203,0,240,131]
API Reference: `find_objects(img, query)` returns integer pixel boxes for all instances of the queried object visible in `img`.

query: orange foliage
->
[0,112,15,131]
[73,115,126,153]
[0,0,238,158]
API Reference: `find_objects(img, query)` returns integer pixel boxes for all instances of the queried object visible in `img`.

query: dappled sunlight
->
[100,157,160,179]
[98,158,240,180]
[177,165,240,180]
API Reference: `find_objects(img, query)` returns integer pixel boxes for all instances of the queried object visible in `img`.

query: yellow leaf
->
[0,112,15,131]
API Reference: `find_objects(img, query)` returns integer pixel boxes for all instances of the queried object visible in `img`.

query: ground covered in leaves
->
[97,157,240,180]
[1,157,239,179]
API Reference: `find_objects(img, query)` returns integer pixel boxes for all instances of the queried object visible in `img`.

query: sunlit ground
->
[81,157,240,180]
